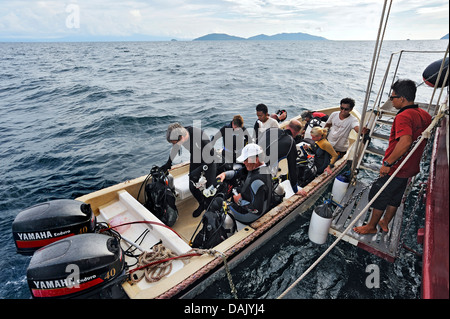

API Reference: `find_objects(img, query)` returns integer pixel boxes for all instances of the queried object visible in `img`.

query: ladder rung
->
[359,163,381,173]
[377,119,394,126]
[371,132,390,141]
[365,146,385,156]
[380,110,397,117]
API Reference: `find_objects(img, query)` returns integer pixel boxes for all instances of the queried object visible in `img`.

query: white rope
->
[277,108,447,299]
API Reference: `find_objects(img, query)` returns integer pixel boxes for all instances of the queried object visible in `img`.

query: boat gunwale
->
[423,113,449,299]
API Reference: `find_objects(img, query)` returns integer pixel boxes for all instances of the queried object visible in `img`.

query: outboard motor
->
[12,200,96,255]
[27,233,126,299]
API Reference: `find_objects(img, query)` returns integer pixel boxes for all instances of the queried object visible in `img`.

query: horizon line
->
[1,31,447,43]
[0,37,447,43]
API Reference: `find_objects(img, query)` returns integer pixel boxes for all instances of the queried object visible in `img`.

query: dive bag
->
[192,197,237,249]
[144,166,178,227]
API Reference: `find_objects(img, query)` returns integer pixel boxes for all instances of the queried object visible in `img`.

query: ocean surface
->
[0,39,447,299]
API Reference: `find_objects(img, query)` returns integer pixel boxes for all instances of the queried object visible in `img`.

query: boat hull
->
[423,115,449,299]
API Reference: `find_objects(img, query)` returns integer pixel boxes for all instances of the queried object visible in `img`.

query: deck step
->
[377,119,394,126]
[365,146,385,157]
[329,181,403,262]
[359,163,381,173]
[371,132,390,141]
[380,110,397,117]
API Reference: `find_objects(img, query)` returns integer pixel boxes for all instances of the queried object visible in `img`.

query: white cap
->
[237,143,264,162]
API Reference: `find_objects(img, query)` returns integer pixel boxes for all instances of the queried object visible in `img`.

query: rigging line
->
[277,108,446,299]
[351,0,393,178]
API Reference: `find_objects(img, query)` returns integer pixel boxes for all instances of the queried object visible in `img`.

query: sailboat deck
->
[329,181,404,262]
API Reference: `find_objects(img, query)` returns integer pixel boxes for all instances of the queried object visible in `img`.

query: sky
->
[0,0,448,41]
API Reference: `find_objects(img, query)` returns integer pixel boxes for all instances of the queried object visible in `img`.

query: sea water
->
[0,39,447,299]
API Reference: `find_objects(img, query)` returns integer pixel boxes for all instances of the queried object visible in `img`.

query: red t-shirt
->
[384,105,432,178]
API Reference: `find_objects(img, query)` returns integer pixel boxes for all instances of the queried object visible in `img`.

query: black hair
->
[256,103,268,114]
[391,79,417,102]
[301,111,313,120]
[340,97,355,109]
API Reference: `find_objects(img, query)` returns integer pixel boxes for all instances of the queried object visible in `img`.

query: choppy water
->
[0,39,447,299]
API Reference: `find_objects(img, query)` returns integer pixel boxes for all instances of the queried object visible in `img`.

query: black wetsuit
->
[161,126,216,208]
[224,165,272,224]
[213,121,251,164]
[258,127,299,192]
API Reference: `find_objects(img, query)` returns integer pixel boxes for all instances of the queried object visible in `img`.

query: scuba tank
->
[308,201,333,245]
[331,171,350,204]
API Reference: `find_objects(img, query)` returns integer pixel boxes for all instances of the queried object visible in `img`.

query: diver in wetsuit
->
[257,119,303,194]
[161,123,217,217]
[217,143,272,224]
[212,115,251,167]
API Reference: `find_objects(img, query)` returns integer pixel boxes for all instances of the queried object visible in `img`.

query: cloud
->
[0,0,448,40]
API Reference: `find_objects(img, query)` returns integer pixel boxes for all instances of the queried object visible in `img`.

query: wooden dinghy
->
[68,107,361,299]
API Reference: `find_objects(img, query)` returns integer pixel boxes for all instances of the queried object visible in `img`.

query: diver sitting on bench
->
[216,143,272,224]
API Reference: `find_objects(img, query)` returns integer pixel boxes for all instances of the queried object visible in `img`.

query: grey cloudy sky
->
[0,0,448,41]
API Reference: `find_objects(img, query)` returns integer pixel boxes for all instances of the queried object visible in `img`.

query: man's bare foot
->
[353,225,378,234]
[378,219,389,232]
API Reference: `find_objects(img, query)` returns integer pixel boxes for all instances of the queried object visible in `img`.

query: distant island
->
[193,32,328,41]
[442,33,449,40]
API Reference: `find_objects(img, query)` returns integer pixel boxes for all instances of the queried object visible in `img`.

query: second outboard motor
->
[27,233,126,299]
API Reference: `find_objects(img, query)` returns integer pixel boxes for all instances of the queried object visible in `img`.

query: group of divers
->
[157,98,363,227]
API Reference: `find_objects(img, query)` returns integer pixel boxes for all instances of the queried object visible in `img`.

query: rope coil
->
[129,244,191,283]
[127,244,238,299]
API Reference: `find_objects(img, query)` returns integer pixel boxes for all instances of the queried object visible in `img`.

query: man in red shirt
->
[354,79,432,235]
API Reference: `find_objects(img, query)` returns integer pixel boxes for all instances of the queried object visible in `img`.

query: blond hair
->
[310,126,328,138]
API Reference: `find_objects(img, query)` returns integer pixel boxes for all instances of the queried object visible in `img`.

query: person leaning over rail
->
[354,79,432,235]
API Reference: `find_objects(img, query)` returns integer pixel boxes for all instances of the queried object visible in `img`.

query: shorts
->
[369,175,409,211]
